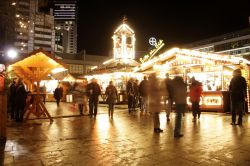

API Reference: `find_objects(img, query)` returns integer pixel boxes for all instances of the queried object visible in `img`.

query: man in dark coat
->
[54,85,63,107]
[87,78,101,117]
[8,78,17,119]
[172,76,187,137]
[229,69,247,126]
[14,78,28,122]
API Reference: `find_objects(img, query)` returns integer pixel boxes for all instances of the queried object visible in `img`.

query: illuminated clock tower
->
[112,17,136,60]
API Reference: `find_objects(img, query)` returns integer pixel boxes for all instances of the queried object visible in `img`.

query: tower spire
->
[123,16,127,24]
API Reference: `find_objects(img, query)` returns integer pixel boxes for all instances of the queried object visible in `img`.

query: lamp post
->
[0,49,18,91]
[7,49,17,59]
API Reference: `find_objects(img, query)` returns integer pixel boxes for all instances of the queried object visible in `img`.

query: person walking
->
[8,78,17,119]
[105,81,118,119]
[54,84,63,107]
[72,80,88,115]
[172,76,187,138]
[229,69,247,126]
[134,79,140,110]
[190,77,203,121]
[40,84,47,104]
[164,73,173,121]
[126,78,135,113]
[82,79,89,115]
[148,73,163,133]
[87,78,101,117]
[139,76,149,114]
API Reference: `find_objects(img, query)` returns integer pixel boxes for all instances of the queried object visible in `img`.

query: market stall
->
[134,47,250,112]
[84,18,143,103]
[8,49,68,122]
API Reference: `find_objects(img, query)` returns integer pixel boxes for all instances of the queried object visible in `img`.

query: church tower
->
[112,17,136,60]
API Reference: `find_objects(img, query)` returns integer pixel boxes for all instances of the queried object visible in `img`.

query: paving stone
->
[1,102,250,165]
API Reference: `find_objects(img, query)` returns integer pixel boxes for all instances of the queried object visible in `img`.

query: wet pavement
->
[1,102,250,166]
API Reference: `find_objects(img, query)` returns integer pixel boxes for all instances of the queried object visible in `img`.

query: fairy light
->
[137,47,250,71]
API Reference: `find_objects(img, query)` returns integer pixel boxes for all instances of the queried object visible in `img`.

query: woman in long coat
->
[105,81,118,119]
[148,73,163,133]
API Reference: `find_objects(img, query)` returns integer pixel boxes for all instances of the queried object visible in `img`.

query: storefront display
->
[135,47,250,112]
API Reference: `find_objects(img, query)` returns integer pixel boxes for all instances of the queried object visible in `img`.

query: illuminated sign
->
[204,96,222,106]
[140,40,165,63]
[149,37,157,46]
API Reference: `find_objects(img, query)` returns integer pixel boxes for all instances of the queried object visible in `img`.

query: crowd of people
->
[7,69,247,138]
[124,69,247,137]
[8,78,28,122]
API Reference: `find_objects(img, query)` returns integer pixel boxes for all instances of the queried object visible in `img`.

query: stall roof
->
[9,49,68,84]
[88,58,140,74]
[134,47,250,72]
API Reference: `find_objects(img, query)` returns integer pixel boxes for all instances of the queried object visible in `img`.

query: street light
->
[7,49,17,59]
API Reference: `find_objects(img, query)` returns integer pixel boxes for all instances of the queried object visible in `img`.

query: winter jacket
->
[87,82,101,98]
[172,77,187,104]
[190,81,203,102]
[229,76,247,102]
[105,85,118,104]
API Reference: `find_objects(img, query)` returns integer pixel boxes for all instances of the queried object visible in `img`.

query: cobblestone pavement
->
[1,102,250,166]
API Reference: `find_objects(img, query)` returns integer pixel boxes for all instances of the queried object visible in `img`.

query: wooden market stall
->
[134,47,250,112]
[84,18,143,103]
[8,49,68,122]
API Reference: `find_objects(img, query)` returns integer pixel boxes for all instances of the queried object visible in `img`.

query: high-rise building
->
[53,0,77,54]
[0,0,55,57]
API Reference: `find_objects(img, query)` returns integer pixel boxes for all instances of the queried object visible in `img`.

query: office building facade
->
[54,0,77,54]
[184,28,250,58]
[0,0,55,56]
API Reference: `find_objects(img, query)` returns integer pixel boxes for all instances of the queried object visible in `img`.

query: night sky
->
[77,0,250,56]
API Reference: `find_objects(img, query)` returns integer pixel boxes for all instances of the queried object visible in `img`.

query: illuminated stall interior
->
[8,49,68,91]
[8,49,68,121]
[85,18,143,102]
[134,47,250,112]
[8,49,71,101]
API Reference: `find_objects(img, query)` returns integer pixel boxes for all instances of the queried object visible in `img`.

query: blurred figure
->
[229,69,247,126]
[172,76,187,137]
[8,78,17,119]
[148,73,163,133]
[139,76,149,114]
[40,83,46,104]
[134,79,140,110]
[105,81,118,119]
[164,73,173,121]
[14,78,28,122]
[54,84,63,107]
[72,80,88,115]
[87,78,101,117]
[82,79,89,115]
[126,78,135,113]
[190,77,203,121]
